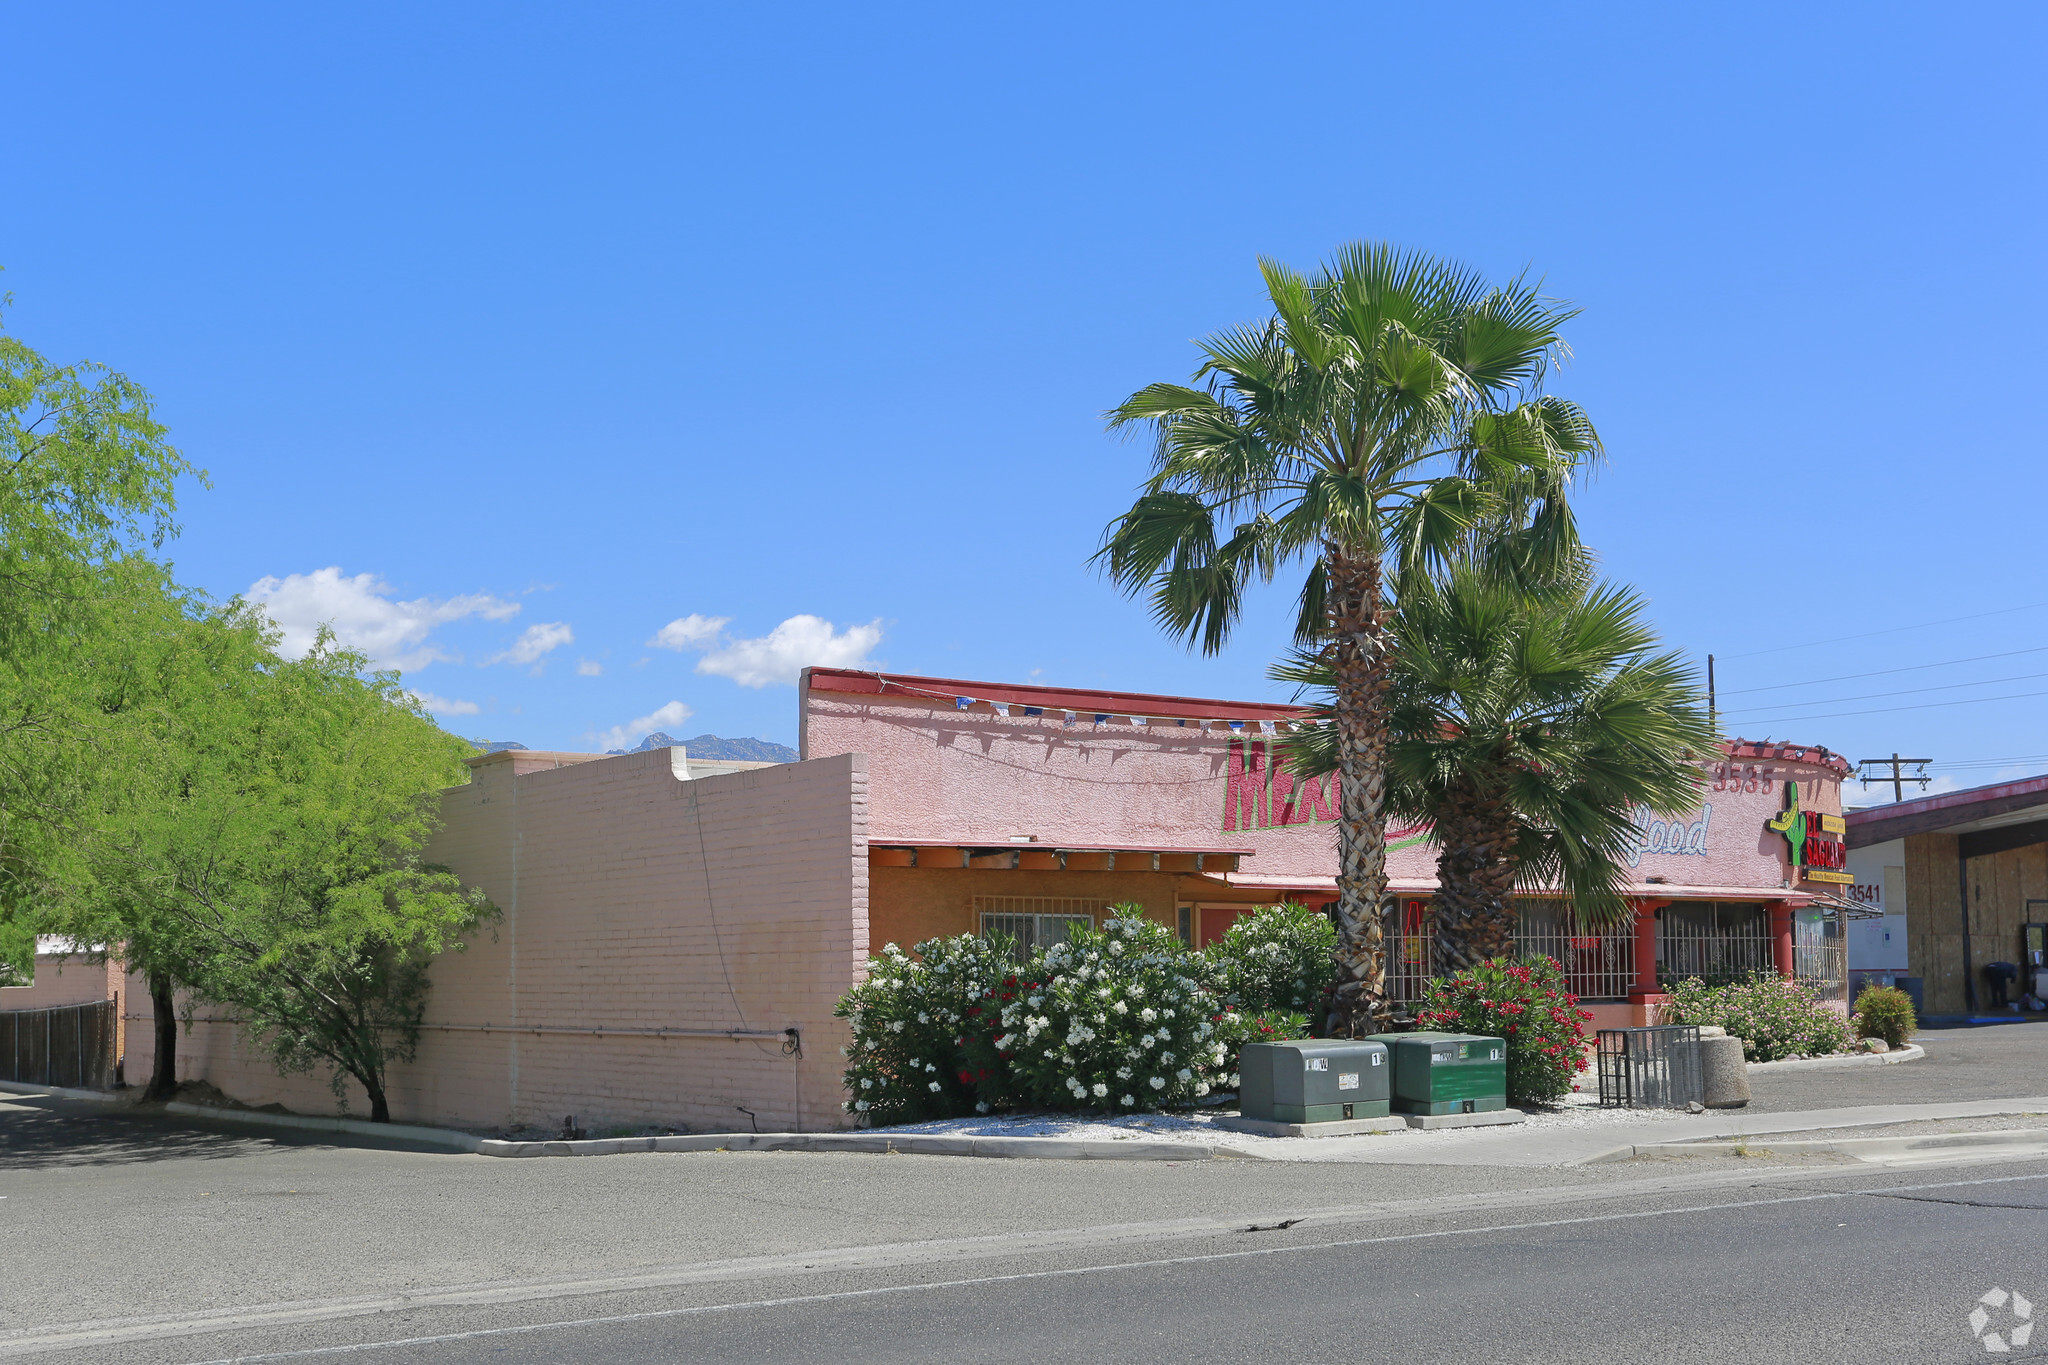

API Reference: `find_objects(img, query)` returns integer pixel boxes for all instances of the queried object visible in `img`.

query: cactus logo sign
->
[1767,780,1851,884]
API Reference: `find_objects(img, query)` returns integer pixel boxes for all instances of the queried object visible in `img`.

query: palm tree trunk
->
[1432,786,1522,974]
[1324,545,1391,1036]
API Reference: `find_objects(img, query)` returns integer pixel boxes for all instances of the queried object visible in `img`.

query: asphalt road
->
[3,1024,2044,1364]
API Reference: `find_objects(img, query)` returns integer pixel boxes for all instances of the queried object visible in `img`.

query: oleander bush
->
[1206,1007,1313,1090]
[1414,956,1593,1105]
[1852,983,1916,1049]
[1205,902,1337,1015]
[1000,910,1225,1112]
[1664,972,1856,1063]
[835,933,1024,1124]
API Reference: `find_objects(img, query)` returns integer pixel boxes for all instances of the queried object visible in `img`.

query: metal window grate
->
[1794,909,1847,1003]
[1514,900,1635,1001]
[0,999,117,1090]
[1382,898,1436,1005]
[1659,901,1773,987]
[1596,1025,1703,1108]
[974,898,1106,963]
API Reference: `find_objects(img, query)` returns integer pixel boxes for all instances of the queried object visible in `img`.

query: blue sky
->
[5,4,2044,799]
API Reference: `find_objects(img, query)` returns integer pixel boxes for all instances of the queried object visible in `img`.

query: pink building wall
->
[123,749,869,1132]
[0,944,121,1012]
[800,669,1846,900]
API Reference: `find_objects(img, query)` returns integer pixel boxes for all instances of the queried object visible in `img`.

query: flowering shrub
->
[1852,983,1916,1049]
[1205,902,1337,1015]
[1665,973,1854,1062]
[1415,956,1592,1105]
[1207,1007,1312,1089]
[999,908,1224,1111]
[835,934,1022,1124]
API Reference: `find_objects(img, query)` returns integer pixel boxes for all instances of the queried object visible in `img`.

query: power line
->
[1725,668,2048,714]
[1721,600,2048,660]
[1721,643,2048,696]
[1731,686,2048,727]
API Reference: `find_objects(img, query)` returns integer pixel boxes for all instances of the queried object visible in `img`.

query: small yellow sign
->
[1817,813,1847,836]
[1804,868,1854,884]
[1404,939,1424,963]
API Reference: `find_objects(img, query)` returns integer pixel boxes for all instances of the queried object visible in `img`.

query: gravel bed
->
[872,1092,1695,1155]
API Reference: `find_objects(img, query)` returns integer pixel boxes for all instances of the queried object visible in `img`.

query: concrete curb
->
[160,1102,484,1152]
[1747,1043,1924,1073]
[475,1132,1241,1161]
[22,1091,1237,1162]
[0,1080,123,1105]
[1617,1130,2048,1161]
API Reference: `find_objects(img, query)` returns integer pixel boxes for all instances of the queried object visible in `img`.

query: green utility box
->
[1237,1039,1390,1124]
[1363,1031,1507,1116]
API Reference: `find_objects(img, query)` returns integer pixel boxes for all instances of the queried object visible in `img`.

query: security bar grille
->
[1794,910,1847,1003]
[1513,900,1635,1001]
[1596,1025,1703,1109]
[1659,901,1773,987]
[975,898,1106,963]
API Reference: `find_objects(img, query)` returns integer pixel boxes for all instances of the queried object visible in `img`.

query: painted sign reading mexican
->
[1768,780,1850,883]
[1219,738,1429,849]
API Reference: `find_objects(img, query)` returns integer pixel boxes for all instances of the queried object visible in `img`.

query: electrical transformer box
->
[1237,1039,1390,1123]
[1363,1031,1508,1115]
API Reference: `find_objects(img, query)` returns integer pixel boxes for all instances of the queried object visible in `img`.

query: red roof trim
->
[1846,772,2048,829]
[804,667,1306,721]
[869,838,1257,856]
[1720,737,1852,775]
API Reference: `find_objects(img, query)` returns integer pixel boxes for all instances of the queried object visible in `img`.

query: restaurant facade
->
[107,666,1855,1132]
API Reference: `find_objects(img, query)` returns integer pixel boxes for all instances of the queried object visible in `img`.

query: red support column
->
[1628,900,1669,1026]
[1769,899,1796,979]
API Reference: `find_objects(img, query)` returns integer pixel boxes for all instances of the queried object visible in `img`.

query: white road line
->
[176,1169,2048,1365]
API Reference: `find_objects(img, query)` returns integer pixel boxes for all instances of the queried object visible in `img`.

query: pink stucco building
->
[99,666,1852,1131]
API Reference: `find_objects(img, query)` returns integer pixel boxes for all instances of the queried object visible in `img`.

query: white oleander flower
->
[860,1078,873,1089]
[928,1081,942,1092]
[924,1062,938,1073]
[1177,1068,1193,1082]
[1160,1051,1176,1064]
[1112,1001,1128,1015]
[1091,1082,1109,1098]
[1117,1066,1133,1080]
[975,1102,990,1114]
[890,1021,905,1033]
[1108,940,1124,956]
[1120,1093,1135,1106]
[1129,984,1146,999]
[855,1100,870,1111]
[1194,1082,1210,1097]
[1149,1076,1166,1090]
[1028,995,1043,1008]
[1140,1008,1157,1023]
[917,1013,930,1024]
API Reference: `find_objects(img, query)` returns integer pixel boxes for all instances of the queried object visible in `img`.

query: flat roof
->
[804,667,1307,722]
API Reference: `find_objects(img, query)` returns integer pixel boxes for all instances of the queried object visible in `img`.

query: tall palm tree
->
[1277,558,1717,976]
[1098,243,1597,1033]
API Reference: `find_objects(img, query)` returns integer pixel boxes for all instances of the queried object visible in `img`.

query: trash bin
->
[1362,1031,1507,1116]
[1237,1039,1390,1123]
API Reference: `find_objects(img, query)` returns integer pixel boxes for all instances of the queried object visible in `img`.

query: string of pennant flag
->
[860,672,1319,735]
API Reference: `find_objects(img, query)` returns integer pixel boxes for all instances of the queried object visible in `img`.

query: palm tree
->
[1098,243,1597,1033]
[1276,558,1717,977]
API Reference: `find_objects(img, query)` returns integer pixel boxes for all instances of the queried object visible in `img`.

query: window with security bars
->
[1659,901,1773,987]
[974,897,1105,963]
[1382,897,1435,1005]
[1793,909,1846,1002]
[1514,899,1635,1001]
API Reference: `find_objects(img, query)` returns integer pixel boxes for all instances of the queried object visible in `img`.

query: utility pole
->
[1857,753,1932,803]
[1707,654,1715,729]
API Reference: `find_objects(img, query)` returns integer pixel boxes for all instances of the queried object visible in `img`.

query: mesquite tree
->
[1098,243,1595,1033]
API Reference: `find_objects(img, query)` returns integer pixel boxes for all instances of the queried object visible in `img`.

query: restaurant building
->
[107,667,1856,1132]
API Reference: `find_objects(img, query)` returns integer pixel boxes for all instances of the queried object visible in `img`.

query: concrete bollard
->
[1700,1035,1751,1109]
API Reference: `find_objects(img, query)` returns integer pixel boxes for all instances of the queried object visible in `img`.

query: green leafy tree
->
[1098,243,1595,1032]
[1278,558,1715,973]
[92,632,490,1120]
[0,307,199,980]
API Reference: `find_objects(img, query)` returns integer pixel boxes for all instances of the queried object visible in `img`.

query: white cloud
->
[597,700,695,751]
[487,621,574,667]
[247,567,520,671]
[653,613,881,688]
[577,659,604,677]
[649,614,730,650]
[407,691,481,717]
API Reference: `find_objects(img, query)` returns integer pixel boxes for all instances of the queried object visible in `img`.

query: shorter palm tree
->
[1278,559,1716,974]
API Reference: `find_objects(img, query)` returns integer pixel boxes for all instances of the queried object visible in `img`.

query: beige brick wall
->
[1,952,120,1012]
[123,750,870,1133]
